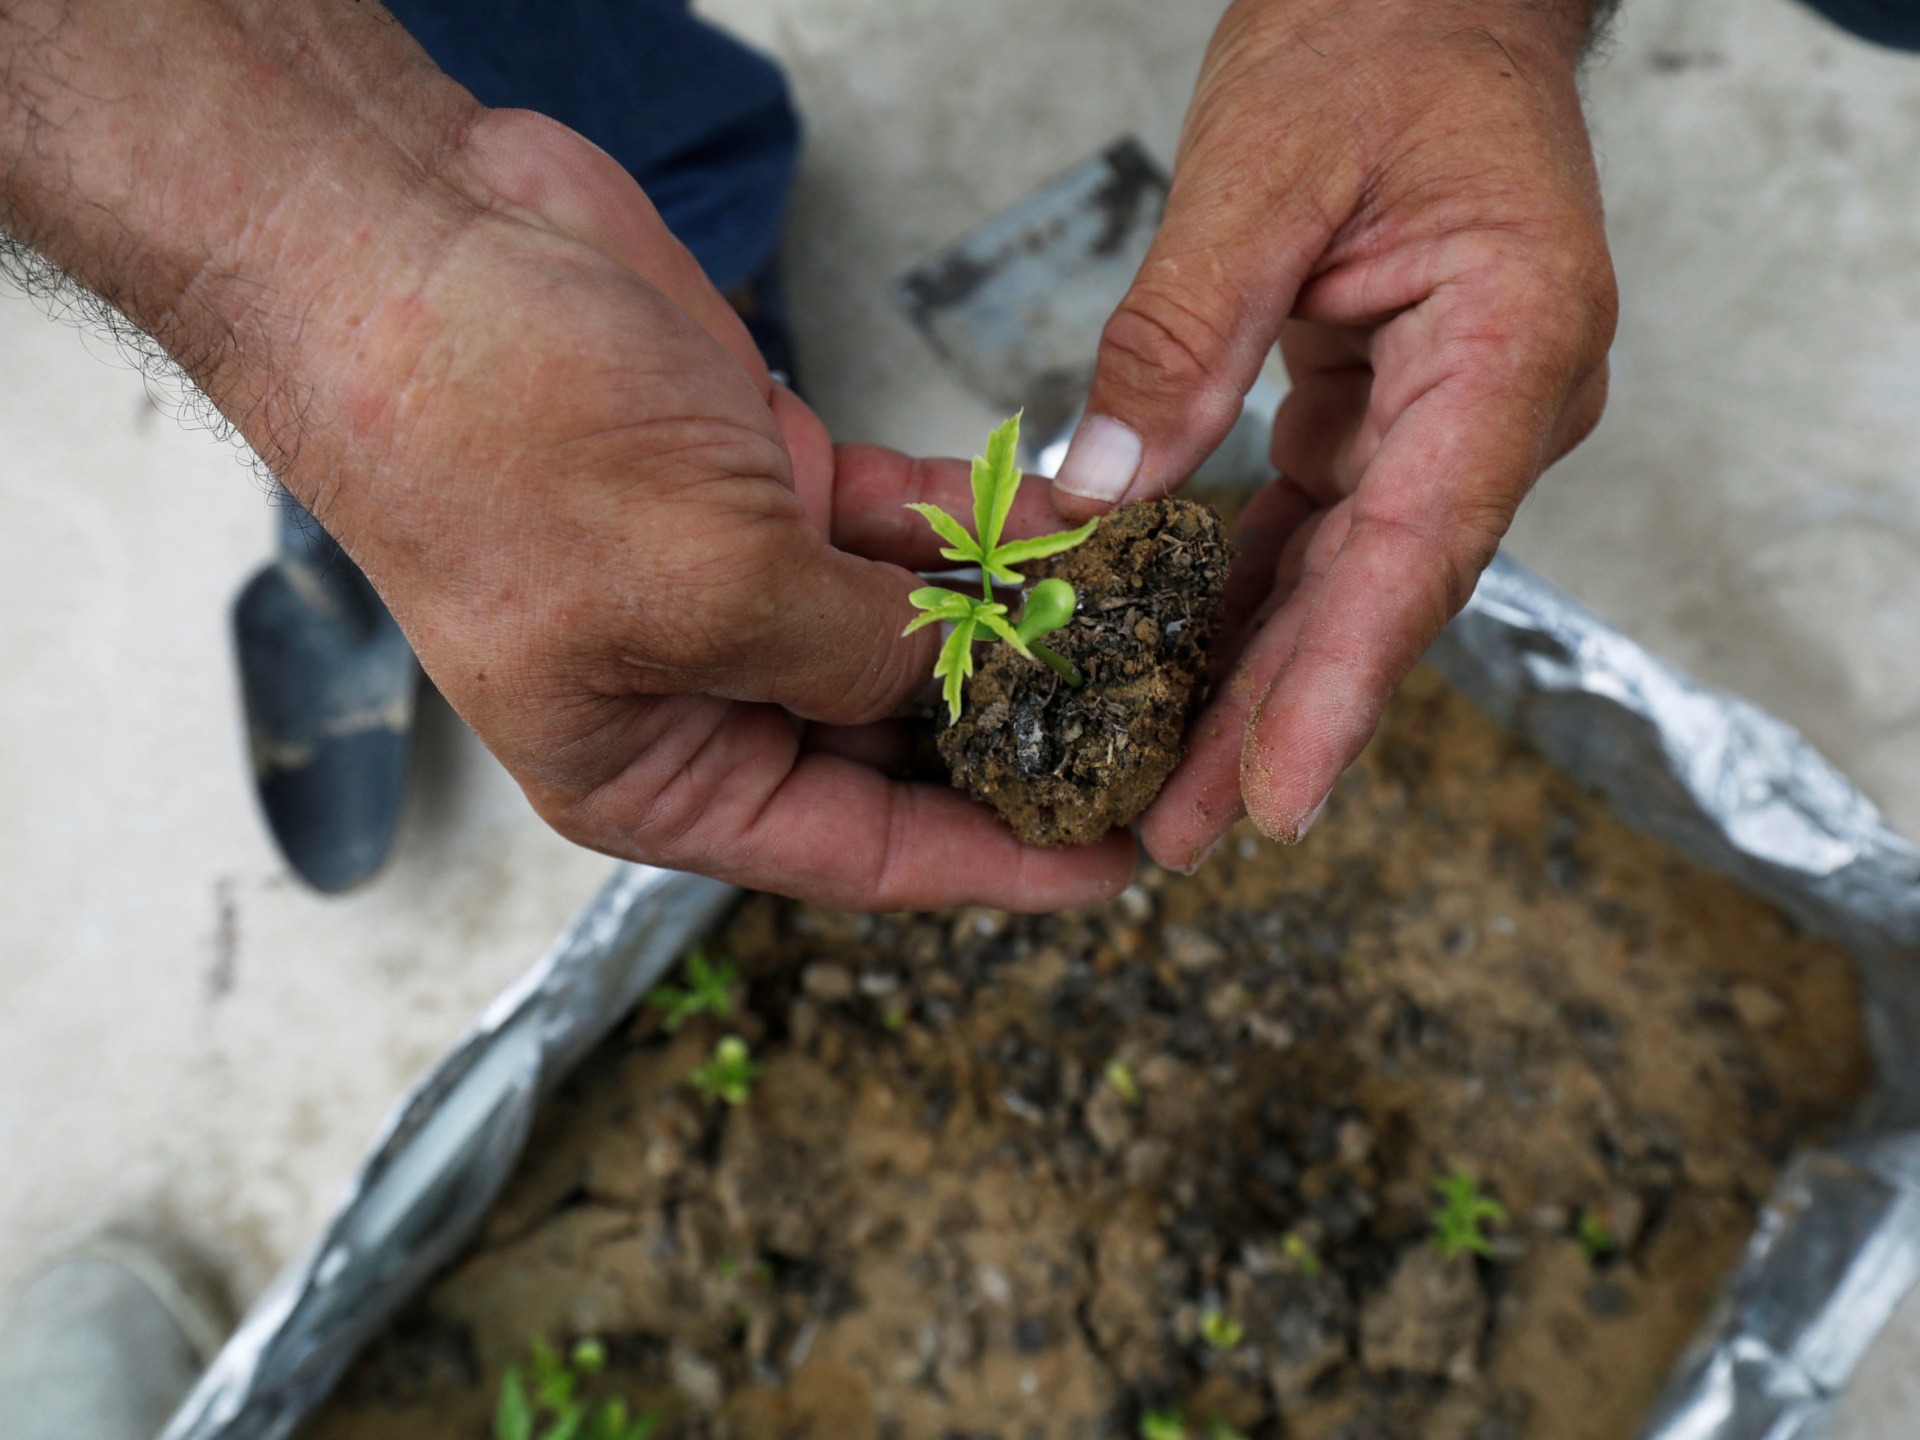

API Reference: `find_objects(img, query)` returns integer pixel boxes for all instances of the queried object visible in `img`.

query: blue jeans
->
[383,0,800,295]
[1794,0,1920,48]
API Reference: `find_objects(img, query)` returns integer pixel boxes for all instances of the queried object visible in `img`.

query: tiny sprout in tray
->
[495,1334,659,1440]
[649,946,737,1032]
[1199,1309,1244,1351]
[903,411,1098,723]
[690,1036,760,1106]
[1430,1170,1508,1261]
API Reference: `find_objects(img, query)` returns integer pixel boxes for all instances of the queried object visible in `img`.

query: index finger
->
[1240,304,1608,841]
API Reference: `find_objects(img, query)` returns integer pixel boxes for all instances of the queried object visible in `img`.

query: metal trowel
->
[232,498,419,893]
[894,136,1280,486]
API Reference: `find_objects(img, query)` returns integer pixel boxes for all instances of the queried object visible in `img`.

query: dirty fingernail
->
[1181,834,1225,876]
[1054,416,1143,505]
[1291,793,1330,844]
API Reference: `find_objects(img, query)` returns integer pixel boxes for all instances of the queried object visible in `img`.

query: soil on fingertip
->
[937,497,1230,847]
[305,668,1870,1440]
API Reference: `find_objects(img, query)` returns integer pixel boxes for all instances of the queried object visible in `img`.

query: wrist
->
[0,0,483,478]
[1233,0,1602,74]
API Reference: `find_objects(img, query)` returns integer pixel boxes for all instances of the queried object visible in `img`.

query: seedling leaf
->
[1431,1170,1508,1261]
[975,607,1035,659]
[991,518,1100,575]
[904,503,984,565]
[972,412,1023,555]
[1577,1206,1616,1264]
[649,948,737,1033]
[1199,1310,1244,1351]
[495,1367,534,1440]
[935,612,980,724]
[690,1035,760,1105]
[1281,1231,1322,1278]
[1140,1409,1187,1440]
[903,589,975,636]
[1014,578,1076,645]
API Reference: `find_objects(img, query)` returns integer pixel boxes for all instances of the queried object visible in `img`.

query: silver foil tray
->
[163,554,1920,1440]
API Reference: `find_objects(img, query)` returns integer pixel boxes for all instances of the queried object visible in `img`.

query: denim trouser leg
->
[382,0,801,294]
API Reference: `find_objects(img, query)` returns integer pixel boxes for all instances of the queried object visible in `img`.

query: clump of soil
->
[938,497,1230,847]
[308,668,1868,1440]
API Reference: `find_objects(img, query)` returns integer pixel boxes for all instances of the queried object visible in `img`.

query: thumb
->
[1051,149,1345,520]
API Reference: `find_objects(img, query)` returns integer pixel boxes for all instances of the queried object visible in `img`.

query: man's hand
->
[0,1,1135,910]
[1050,0,1618,869]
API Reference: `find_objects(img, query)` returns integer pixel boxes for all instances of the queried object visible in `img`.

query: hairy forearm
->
[0,0,481,474]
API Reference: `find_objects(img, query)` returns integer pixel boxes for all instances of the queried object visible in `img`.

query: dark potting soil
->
[305,668,1868,1440]
[937,497,1230,847]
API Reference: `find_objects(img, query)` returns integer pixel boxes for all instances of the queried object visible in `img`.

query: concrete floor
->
[3,0,1920,1425]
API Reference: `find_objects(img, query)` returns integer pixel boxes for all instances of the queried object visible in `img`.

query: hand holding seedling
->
[0,2,1136,911]
[1051,0,1618,872]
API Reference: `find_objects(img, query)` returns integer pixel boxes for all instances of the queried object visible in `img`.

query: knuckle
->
[1100,271,1244,404]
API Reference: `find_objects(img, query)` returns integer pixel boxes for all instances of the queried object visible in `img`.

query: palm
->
[331,110,1133,910]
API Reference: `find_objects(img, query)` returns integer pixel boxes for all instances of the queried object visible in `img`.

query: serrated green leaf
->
[991,518,1099,571]
[543,1405,588,1440]
[529,1336,572,1409]
[971,412,1023,555]
[907,586,971,611]
[905,503,984,564]
[975,607,1034,659]
[495,1367,534,1440]
[1014,578,1077,644]
[903,591,975,638]
[935,614,978,724]
[901,609,950,637]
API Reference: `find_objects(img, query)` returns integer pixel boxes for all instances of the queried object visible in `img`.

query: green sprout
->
[903,412,1099,723]
[494,1335,659,1440]
[1140,1410,1188,1440]
[1205,1419,1250,1440]
[1577,1205,1617,1264]
[690,1035,760,1106]
[649,947,737,1032]
[1281,1231,1322,1278]
[1430,1171,1508,1261]
[1199,1309,1244,1351]
[1104,1059,1142,1108]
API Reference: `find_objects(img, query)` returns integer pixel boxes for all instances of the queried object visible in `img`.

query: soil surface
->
[938,498,1229,847]
[308,668,1868,1440]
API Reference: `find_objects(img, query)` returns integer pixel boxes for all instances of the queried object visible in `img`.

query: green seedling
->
[1199,1309,1244,1351]
[649,946,737,1032]
[495,1335,659,1440]
[1105,1059,1142,1108]
[1430,1171,1508,1261]
[1140,1409,1188,1440]
[903,411,1099,723]
[1205,1419,1250,1440]
[690,1035,760,1106]
[1577,1205,1617,1264]
[1281,1231,1322,1278]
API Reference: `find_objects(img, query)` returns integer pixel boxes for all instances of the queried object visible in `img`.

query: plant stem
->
[1032,643,1083,687]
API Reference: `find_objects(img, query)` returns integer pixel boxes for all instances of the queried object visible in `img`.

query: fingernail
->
[1180,834,1225,876]
[1053,416,1143,505]
[1291,794,1330,844]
